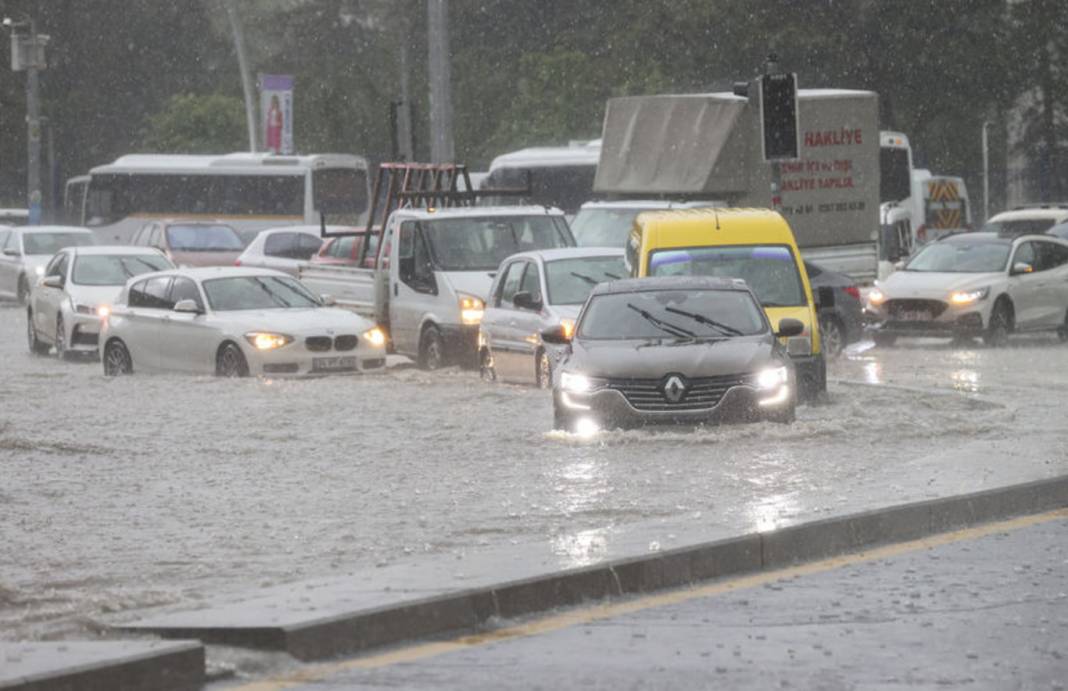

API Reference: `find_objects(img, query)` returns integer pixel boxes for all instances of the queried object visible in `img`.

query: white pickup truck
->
[299,205,575,369]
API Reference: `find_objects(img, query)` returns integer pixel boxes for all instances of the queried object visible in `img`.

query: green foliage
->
[141,93,247,153]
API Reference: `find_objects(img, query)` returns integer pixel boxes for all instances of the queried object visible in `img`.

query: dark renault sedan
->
[545,276,804,432]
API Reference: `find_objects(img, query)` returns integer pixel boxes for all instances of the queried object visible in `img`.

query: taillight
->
[844,286,860,300]
[234,259,242,266]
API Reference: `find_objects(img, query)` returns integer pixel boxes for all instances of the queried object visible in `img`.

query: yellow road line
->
[233,508,1068,690]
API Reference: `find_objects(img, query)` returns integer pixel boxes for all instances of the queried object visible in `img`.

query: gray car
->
[805,262,864,357]
[480,247,625,386]
[545,276,803,432]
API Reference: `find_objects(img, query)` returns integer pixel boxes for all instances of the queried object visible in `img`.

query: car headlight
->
[949,287,989,305]
[363,326,386,347]
[74,303,94,315]
[867,289,886,306]
[96,305,111,318]
[459,293,485,326]
[35,266,45,276]
[755,365,789,391]
[559,318,576,340]
[244,332,293,350]
[560,371,606,394]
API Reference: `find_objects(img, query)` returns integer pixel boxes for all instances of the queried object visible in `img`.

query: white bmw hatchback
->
[100,267,387,376]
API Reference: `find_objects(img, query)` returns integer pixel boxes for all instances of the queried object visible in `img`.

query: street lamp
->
[3,14,49,225]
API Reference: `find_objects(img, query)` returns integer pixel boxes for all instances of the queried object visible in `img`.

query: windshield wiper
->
[626,303,696,339]
[603,272,622,280]
[663,306,745,336]
[570,271,599,285]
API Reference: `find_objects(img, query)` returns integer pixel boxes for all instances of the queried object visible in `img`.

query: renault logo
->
[662,375,687,403]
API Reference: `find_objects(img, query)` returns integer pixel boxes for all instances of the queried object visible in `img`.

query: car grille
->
[333,335,358,351]
[886,299,947,319]
[607,374,750,412]
[305,336,332,352]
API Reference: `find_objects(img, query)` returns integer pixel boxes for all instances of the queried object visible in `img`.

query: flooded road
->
[2,303,1066,640]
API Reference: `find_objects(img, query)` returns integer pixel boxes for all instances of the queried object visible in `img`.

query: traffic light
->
[759,72,799,161]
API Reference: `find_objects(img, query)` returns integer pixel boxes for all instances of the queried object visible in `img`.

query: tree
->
[141,93,247,153]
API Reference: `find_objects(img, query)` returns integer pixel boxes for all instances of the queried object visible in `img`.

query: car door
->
[34,252,69,341]
[121,276,171,370]
[481,260,521,378]
[390,221,438,357]
[160,277,215,373]
[492,260,527,380]
[0,230,20,298]
[1006,241,1045,330]
[1031,240,1068,327]
[512,260,547,383]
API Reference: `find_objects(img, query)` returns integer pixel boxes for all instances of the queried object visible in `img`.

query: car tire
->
[102,339,133,376]
[479,347,496,382]
[818,313,845,358]
[16,275,28,306]
[553,406,576,432]
[216,342,250,377]
[418,325,445,371]
[55,315,70,360]
[535,349,552,389]
[766,404,796,424]
[26,309,49,355]
[983,299,1013,348]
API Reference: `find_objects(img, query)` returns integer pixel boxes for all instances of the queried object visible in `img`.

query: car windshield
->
[23,232,94,255]
[544,255,626,305]
[423,216,572,270]
[166,224,244,252]
[578,289,766,340]
[906,241,1010,273]
[202,275,321,310]
[72,254,173,285]
[648,245,806,307]
[980,219,1059,237]
[570,208,643,247]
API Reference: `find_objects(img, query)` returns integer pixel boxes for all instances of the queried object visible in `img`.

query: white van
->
[482,141,601,215]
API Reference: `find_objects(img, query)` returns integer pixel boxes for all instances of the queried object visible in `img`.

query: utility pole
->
[397,40,414,161]
[4,15,48,224]
[426,0,454,163]
[982,121,991,222]
[224,0,257,152]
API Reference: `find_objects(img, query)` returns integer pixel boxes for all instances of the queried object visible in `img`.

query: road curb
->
[123,474,1068,661]
[0,641,203,691]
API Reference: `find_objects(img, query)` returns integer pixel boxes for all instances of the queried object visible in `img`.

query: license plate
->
[899,310,930,322]
[312,356,357,372]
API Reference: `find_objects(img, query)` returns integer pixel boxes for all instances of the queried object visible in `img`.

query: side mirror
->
[541,324,571,345]
[513,291,542,311]
[41,275,64,289]
[776,318,805,338]
[320,293,337,306]
[816,286,835,309]
[173,299,202,314]
[1011,262,1033,276]
[2,247,19,257]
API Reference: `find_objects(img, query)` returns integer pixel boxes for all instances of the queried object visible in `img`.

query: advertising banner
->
[260,74,294,154]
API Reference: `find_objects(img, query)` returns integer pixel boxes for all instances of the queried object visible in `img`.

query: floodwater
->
[1,303,1066,640]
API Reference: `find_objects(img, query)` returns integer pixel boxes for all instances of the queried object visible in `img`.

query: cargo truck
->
[594,89,881,283]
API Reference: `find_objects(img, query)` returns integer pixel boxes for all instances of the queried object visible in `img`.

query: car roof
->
[257,225,349,236]
[578,200,723,211]
[940,231,1006,243]
[154,219,237,228]
[591,275,750,296]
[17,225,92,234]
[988,207,1068,222]
[505,247,624,263]
[69,245,167,256]
[131,266,290,283]
[392,205,566,221]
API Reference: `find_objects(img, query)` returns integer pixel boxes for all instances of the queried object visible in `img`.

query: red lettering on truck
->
[804,129,864,147]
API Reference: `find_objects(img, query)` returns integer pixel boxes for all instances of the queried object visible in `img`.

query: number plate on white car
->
[899,310,931,322]
[312,356,357,372]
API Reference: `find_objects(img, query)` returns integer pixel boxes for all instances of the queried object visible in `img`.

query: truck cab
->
[300,205,574,369]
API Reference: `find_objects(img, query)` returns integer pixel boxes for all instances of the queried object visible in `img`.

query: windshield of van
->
[166,224,244,252]
[905,240,1010,273]
[648,245,806,307]
[423,216,572,271]
[544,255,626,305]
[72,254,173,285]
[23,232,95,255]
[578,289,766,340]
[570,208,643,247]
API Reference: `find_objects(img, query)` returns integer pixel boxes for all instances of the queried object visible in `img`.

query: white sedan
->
[27,246,174,358]
[234,226,325,276]
[866,232,1068,346]
[100,267,387,376]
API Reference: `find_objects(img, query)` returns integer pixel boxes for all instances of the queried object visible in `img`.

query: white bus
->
[482,140,601,216]
[78,152,371,244]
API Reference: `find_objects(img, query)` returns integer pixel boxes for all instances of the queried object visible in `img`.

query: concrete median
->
[0,641,203,691]
[120,473,1068,662]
